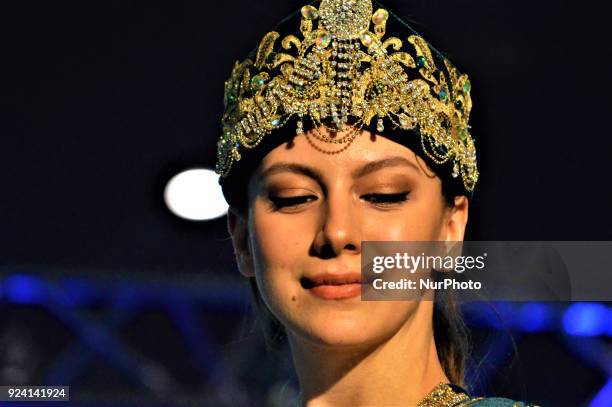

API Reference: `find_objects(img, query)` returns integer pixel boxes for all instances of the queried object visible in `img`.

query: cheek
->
[249,201,313,275]
[251,210,305,268]
[364,202,445,240]
[248,206,308,325]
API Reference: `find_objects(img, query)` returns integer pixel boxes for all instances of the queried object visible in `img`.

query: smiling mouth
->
[300,273,363,300]
[300,274,363,289]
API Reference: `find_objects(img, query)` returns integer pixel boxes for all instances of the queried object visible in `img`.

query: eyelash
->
[361,192,410,205]
[269,195,317,209]
[269,193,409,209]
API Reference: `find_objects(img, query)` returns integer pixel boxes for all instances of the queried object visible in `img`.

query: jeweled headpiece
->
[215,0,479,194]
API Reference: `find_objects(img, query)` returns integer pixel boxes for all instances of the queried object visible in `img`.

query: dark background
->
[1,1,611,406]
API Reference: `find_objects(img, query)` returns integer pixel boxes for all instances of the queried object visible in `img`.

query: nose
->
[311,190,361,259]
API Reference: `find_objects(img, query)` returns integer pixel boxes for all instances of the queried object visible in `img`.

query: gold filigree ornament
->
[416,383,473,407]
[216,0,479,193]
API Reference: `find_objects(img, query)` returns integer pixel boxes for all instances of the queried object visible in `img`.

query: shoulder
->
[464,397,538,406]
[419,383,538,407]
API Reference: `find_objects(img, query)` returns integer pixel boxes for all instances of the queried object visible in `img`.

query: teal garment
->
[468,397,530,406]
[424,383,535,406]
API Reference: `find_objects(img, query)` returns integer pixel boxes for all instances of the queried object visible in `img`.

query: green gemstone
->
[463,80,471,94]
[271,118,280,126]
[459,129,468,142]
[439,88,447,101]
[228,95,236,102]
[416,56,427,68]
[251,75,266,90]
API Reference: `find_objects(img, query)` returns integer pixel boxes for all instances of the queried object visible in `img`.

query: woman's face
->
[229,128,468,348]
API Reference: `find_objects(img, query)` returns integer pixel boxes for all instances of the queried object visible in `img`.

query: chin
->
[288,310,401,350]
[298,327,378,349]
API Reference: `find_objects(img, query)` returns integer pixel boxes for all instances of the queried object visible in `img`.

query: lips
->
[301,273,362,300]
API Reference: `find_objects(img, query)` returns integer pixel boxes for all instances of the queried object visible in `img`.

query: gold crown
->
[216,0,479,192]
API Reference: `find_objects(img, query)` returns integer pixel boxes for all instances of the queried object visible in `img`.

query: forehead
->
[257,128,428,177]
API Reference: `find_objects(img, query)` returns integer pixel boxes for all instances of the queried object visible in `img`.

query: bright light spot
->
[519,303,550,332]
[562,303,608,336]
[590,379,612,407]
[164,168,228,221]
[5,274,44,304]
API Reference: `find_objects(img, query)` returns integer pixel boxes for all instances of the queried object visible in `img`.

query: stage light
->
[4,274,45,304]
[590,379,612,407]
[518,303,551,332]
[562,303,608,336]
[164,168,228,221]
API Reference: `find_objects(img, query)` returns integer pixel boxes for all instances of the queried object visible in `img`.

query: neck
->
[288,302,449,407]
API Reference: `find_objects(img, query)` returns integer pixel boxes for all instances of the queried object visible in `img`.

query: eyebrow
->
[351,156,421,178]
[258,163,325,185]
[257,156,420,184]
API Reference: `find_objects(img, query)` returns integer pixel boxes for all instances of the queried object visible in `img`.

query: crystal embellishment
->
[301,5,319,20]
[372,8,388,25]
[319,0,373,40]
[216,0,479,194]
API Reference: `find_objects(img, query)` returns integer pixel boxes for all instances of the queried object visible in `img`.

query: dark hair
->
[229,169,470,386]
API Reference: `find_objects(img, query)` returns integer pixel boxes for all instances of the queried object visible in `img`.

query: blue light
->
[590,379,612,407]
[4,274,45,304]
[461,303,503,329]
[563,303,608,336]
[518,303,551,332]
[61,278,96,307]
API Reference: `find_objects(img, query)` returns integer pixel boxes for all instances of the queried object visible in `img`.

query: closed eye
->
[269,195,318,209]
[268,192,409,210]
[361,192,410,205]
